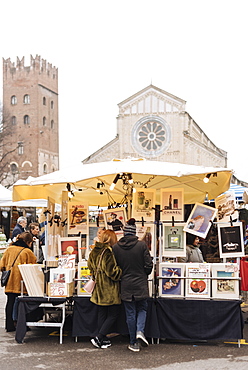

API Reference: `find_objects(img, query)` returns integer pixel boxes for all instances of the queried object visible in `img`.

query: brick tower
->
[2,55,59,185]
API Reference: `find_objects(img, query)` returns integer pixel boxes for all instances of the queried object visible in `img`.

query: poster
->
[184,203,217,239]
[185,263,211,298]
[77,261,92,296]
[136,223,156,257]
[162,224,186,257]
[217,222,244,258]
[68,202,88,235]
[158,263,185,297]
[132,188,156,222]
[103,207,126,240]
[211,263,239,299]
[215,191,238,222]
[160,188,184,222]
[58,237,81,263]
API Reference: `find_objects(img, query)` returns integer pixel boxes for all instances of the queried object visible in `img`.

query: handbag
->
[83,278,96,294]
[84,248,108,294]
[1,247,25,287]
[1,270,11,287]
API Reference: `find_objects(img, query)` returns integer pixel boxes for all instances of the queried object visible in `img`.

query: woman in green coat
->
[87,229,122,349]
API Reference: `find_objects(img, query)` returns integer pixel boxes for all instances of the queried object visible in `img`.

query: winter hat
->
[123,218,136,235]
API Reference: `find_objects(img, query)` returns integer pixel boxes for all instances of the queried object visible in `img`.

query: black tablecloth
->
[72,297,160,338]
[156,298,244,341]
[15,296,67,343]
[72,297,243,341]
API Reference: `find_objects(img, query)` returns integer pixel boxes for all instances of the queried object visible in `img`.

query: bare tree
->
[0,103,19,187]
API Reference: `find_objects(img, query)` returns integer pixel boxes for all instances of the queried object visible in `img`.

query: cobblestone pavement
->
[0,287,248,370]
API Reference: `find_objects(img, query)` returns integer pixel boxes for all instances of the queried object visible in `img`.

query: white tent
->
[12,158,233,206]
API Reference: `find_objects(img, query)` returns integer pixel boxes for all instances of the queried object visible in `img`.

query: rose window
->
[132,116,171,158]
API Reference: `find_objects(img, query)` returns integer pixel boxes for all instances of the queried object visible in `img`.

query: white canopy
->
[12,158,233,206]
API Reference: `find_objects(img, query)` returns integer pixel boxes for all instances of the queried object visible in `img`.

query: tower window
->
[43,97,46,105]
[10,163,18,174]
[11,116,17,125]
[11,95,17,105]
[51,101,54,109]
[51,120,54,129]
[43,163,47,174]
[23,94,30,104]
[43,117,46,126]
[18,142,24,155]
[24,115,30,124]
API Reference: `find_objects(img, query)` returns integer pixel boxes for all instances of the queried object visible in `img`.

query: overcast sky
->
[0,0,247,181]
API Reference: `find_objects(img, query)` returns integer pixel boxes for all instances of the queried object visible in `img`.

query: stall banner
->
[185,263,211,298]
[68,202,88,235]
[160,188,184,222]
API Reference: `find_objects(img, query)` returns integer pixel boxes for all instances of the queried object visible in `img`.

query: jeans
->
[123,299,148,345]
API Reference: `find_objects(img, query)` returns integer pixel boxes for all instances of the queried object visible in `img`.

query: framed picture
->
[162,223,186,257]
[77,261,92,296]
[184,202,217,239]
[103,207,126,239]
[185,263,211,298]
[58,237,81,263]
[217,222,244,258]
[211,263,240,299]
[132,188,156,222]
[158,263,185,298]
[136,222,156,257]
[68,202,88,235]
[49,268,75,284]
[215,191,239,223]
[160,188,184,222]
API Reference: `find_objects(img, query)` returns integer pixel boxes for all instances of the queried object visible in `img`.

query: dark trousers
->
[97,304,120,338]
[5,292,19,331]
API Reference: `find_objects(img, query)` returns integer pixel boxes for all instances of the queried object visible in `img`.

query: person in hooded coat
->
[112,218,153,352]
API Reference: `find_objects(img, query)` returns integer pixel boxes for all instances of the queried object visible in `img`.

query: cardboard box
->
[47,282,74,297]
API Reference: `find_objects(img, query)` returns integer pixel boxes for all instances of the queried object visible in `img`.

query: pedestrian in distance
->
[0,232,36,332]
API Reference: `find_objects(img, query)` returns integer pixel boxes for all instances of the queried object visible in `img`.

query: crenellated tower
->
[2,55,59,184]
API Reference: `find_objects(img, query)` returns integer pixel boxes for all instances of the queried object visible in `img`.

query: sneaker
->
[101,339,111,348]
[91,337,111,349]
[136,331,149,346]
[91,336,102,348]
[128,343,140,352]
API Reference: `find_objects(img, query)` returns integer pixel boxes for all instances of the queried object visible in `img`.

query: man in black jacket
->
[112,218,153,352]
[12,216,27,240]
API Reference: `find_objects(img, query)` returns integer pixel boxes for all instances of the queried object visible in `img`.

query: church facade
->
[83,84,227,168]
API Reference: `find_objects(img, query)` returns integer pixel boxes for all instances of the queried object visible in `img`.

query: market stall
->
[10,158,246,345]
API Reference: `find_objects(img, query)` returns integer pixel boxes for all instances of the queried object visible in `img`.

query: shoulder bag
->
[84,248,108,294]
[1,248,25,287]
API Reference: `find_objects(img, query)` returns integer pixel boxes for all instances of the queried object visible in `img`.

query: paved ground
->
[1,287,248,370]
